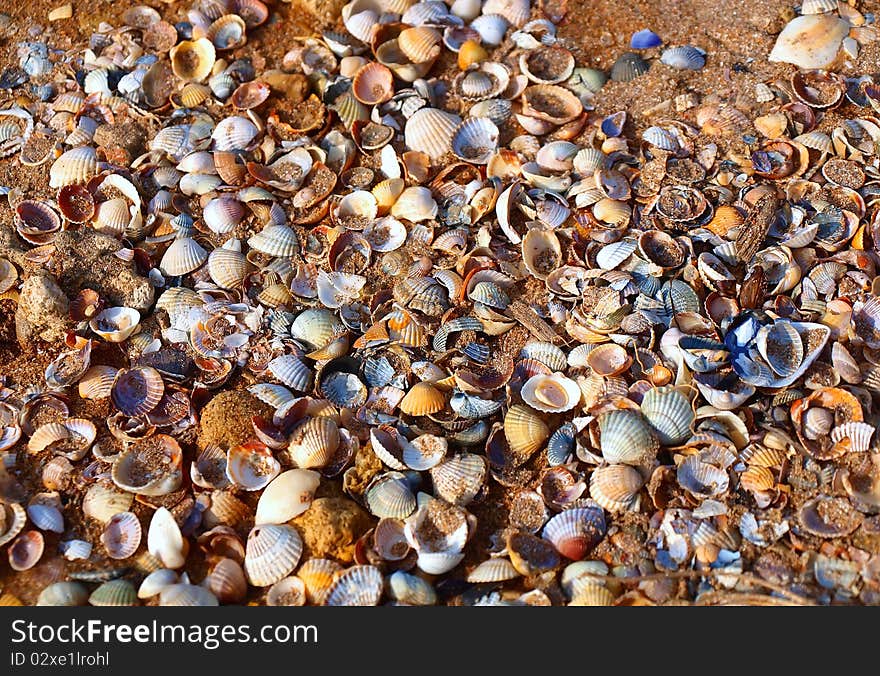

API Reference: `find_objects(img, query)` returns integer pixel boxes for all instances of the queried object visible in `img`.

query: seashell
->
[0,502,26,548]
[451,117,499,164]
[399,382,446,416]
[692,372,755,410]
[466,557,520,583]
[399,26,442,64]
[209,72,237,99]
[542,504,606,560]
[49,146,98,189]
[468,281,510,309]
[8,530,43,571]
[203,196,245,235]
[288,417,340,469]
[207,246,250,289]
[112,366,165,418]
[521,227,562,279]
[343,8,379,44]
[521,373,581,413]
[207,14,247,51]
[298,558,343,604]
[248,224,300,256]
[57,184,96,224]
[89,579,138,607]
[268,355,314,392]
[83,484,133,524]
[598,409,659,465]
[640,386,694,446]
[829,422,874,453]
[267,576,307,606]
[170,38,217,82]
[325,565,383,606]
[291,308,345,351]
[387,570,437,605]
[26,503,64,533]
[244,524,303,586]
[137,569,179,599]
[212,116,259,151]
[520,46,575,85]
[226,440,281,491]
[755,320,803,379]
[352,63,395,106]
[457,38,488,68]
[89,307,141,343]
[583,343,630,377]
[521,342,567,371]
[610,52,649,82]
[677,454,729,498]
[521,84,582,125]
[112,435,183,496]
[391,186,438,222]
[255,469,320,526]
[798,495,862,537]
[768,15,848,70]
[38,582,89,607]
[589,464,643,513]
[504,404,549,464]
[160,584,219,607]
[470,14,510,46]
[101,512,142,559]
[660,45,706,70]
[160,236,208,276]
[631,28,662,49]
[204,558,248,604]
[365,471,417,518]
[405,108,461,161]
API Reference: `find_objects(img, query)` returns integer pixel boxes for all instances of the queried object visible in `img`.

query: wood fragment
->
[507,300,560,343]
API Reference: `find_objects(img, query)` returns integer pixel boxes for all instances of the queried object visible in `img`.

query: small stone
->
[15,272,69,344]
[291,497,372,563]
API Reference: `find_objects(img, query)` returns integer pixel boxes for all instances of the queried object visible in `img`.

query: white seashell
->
[60,539,92,561]
[226,441,281,491]
[211,116,259,151]
[521,372,581,413]
[138,569,179,598]
[26,503,64,533]
[203,196,245,234]
[244,524,304,587]
[470,14,510,46]
[451,117,499,164]
[89,307,141,343]
[768,15,848,70]
[49,146,98,188]
[147,507,187,569]
[390,186,437,222]
[255,469,321,525]
[405,108,461,161]
[160,236,208,276]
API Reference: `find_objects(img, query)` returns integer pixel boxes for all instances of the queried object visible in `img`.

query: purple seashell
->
[630,29,662,50]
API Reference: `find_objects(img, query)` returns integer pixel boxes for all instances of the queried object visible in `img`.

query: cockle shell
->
[244,524,303,586]
[521,373,581,413]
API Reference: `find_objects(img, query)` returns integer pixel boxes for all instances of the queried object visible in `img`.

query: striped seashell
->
[451,117,499,164]
[365,472,417,519]
[48,146,98,188]
[352,62,395,106]
[401,1,451,24]
[26,503,64,533]
[89,579,138,607]
[207,14,247,51]
[207,246,250,289]
[470,13,510,46]
[387,570,437,605]
[399,381,446,416]
[325,565,383,606]
[159,236,208,276]
[159,584,219,607]
[244,524,303,587]
[399,26,442,64]
[640,386,694,446]
[521,341,567,371]
[268,354,314,392]
[203,490,252,530]
[504,404,549,463]
[484,0,530,27]
[175,82,212,108]
[598,409,659,465]
[248,224,299,256]
[466,557,520,583]
[288,418,340,469]
[542,504,606,560]
[589,464,643,512]
[212,116,259,151]
[468,98,512,125]
[91,198,129,236]
[83,484,133,524]
[569,582,615,606]
[204,558,248,604]
[430,453,486,506]
[209,72,236,99]
[830,421,875,453]
[137,569,179,599]
[343,9,379,44]
[298,558,343,605]
[203,196,245,234]
[468,281,510,309]
[42,457,74,491]
[740,465,775,492]
[610,52,649,82]
[660,45,706,70]
[405,108,461,161]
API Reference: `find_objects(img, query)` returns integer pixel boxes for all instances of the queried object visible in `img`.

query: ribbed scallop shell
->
[640,386,694,446]
[0,502,26,547]
[244,524,304,587]
[466,557,520,583]
[598,409,659,465]
[660,45,706,70]
[160,236,208,276]
[542,505,606,560]
[266,576,306,606]
[83,484,133,524]
[365,472,417,518]
[101,512,142,559]
[677,454,729,497]
[207,247,250,288]
[569,582,615,606]
[325,565,383,606]
[203,196,245,234]
[89,579,138,606]
[430,453,486,506]
[398,26,442,63]
[207,14,247,50]
[610,52,649,82]
[112,366,164,417]
[405,108,461,161]
[204,558,248,604]
[288,417,340,469]
[298,558,343,605]
[470,13,510,46]
[268,354,314,392]
[387,570,437,605]
[589,464,643,513]
[226,441,281,491]
[399,381,446,416]
[212,116,259,151]
[504,404,550,463]
[830,421,875,453]
[469,281,510,309]
[203,490,252,530]
[247,224,299,256]
[451,117,499,164]
[26,503,64,533]
[48,146,98,188]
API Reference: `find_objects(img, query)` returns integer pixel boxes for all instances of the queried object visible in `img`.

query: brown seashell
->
[57,184,95,223]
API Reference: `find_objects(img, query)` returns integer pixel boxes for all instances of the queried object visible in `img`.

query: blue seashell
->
[630,29,662,50]
[660,45,706,70]
[461,342,490,364]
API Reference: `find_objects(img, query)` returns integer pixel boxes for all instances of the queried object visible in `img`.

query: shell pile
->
[1,0,880,607]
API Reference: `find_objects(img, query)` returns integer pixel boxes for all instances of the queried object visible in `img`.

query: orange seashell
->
[398,382,446,416]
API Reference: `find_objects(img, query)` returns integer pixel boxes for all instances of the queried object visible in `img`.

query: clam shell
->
[268,354,314,392]
[365,472,417,518]
[205,557,248,604]
[212,116,259,151]
[203,196,245,234]
[589,464,643,513]
[244,524,304,586]
[48,146,98,188]
[451,117,499,164]
[768,15,848,70]
[520,46,575,84]
[101,512,142,559]
[0,502,27,547]
[521,84,583,125]
[89,579,138,606]
[677,454,729,498]
[288,417,340,469]
[660,45,706,70]
[391,186,438,222]
[207,247,250,289]
[89,307,141,343]
[255,469,320,525]
[387,570,437,605]
[226,440,281,491]
[504,404,550,464]
[405,108,462,161]
[598,409,659,465]
[640,386,694,446]
[430,453,486,506]
[207,14,247,51]
[248,224,300,256]
[610,52,649,82]
[298,558,343,604]
[170,38,216,82]
[160,584,219,607]
[112,435,183,496]
[325,565,383,606]
[83,484,133,524]
[399,382,446,416]
[521,227,562,279]
[37,581,89,607]
[756,320,804,379]
[352,62,395,105]
[160,236,208,276]
[466,557,520,583]
[521,373,581,413]
[399,26,442,64]
[138,569,179,599]
[266,576,307,606]
[470,14,510,46]
[541,504,606,560]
